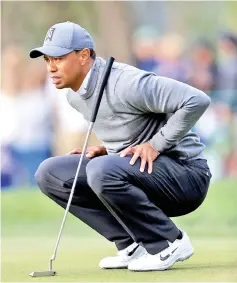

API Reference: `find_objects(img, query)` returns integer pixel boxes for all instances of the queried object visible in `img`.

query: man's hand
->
[120,142,160,174]
[67,145,107,158]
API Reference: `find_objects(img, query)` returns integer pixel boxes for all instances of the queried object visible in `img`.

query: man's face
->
[43,49,90,91]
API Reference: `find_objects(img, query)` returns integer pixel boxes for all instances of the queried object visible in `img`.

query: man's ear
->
[77,48,90,66]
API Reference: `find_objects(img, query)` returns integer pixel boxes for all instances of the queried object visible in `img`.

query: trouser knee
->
[35,157,60,195]
[86,156,124,198]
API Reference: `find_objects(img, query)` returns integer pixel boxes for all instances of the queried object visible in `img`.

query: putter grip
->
[90,57,115,122]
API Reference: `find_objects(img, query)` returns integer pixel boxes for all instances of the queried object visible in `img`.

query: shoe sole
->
[100,249,147,270]
[100,266,128,269]
[129,247,194,272]
[177,247,194,262]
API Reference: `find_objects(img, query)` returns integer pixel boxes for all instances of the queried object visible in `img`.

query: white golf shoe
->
[128,231,194,271]
[99,242,146,269]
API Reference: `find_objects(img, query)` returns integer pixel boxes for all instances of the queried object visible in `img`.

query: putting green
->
[2,237,237,281]
[2,179,237,281]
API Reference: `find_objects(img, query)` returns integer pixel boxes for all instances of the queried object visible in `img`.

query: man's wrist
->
[148,141,160,154]
[99,145,107,155]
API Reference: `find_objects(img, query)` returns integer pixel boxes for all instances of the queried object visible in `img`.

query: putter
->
[29,57,115,277]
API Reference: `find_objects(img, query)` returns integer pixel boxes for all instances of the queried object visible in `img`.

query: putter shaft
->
[49,123,94,271]
[29,124,93,278]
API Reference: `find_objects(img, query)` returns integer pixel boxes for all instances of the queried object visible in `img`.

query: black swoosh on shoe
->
[160,254,170,261]
[160,247,178,261]
[127,245,140,256]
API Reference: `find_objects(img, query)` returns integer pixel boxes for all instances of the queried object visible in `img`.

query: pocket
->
[178,161,210,205]
[193,162,212,181]
[183,159,212,179]
[188,164,211,199]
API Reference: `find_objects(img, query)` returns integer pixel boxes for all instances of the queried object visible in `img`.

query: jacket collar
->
[78,57,106,100]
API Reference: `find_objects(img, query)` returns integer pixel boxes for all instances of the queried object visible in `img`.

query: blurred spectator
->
[1,45,26,188]
[1,45,54,187]
[132,26,160,71]
[154,33,188,82]
[216,31,237,91]
[215,32,237,112]
[193,102,236,182]
[187,38,217,92]
[223,109,237,178]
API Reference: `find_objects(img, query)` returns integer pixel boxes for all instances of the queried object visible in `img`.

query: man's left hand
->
[120,142,160,174]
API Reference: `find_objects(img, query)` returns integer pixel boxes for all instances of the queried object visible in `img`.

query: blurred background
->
[1,1,237,188]
[1,2,237,281]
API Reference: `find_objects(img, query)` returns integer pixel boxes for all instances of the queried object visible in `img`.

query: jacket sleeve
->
[116,71,211,153]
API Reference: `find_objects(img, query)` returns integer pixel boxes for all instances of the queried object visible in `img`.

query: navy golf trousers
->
[35,153,211,254]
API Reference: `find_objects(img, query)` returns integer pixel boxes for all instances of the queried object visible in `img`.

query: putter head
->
[29,271,56,277]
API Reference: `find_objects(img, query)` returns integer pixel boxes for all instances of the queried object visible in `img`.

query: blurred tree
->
[2,1,134,63]
[93,1,134,64]
[3,1,236,63]
[224,1,237,33]
[163,1,224,37]
[1,1,96,49]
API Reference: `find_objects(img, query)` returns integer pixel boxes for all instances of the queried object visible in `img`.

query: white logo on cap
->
[45,28,56,42]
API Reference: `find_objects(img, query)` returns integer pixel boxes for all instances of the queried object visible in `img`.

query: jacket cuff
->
[149,131,174,153]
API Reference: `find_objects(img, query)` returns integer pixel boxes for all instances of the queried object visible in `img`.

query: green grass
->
[1,179,237,281]
[2,237,237,282]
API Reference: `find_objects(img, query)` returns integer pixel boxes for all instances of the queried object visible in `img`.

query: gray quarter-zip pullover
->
[67,57,211,160]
